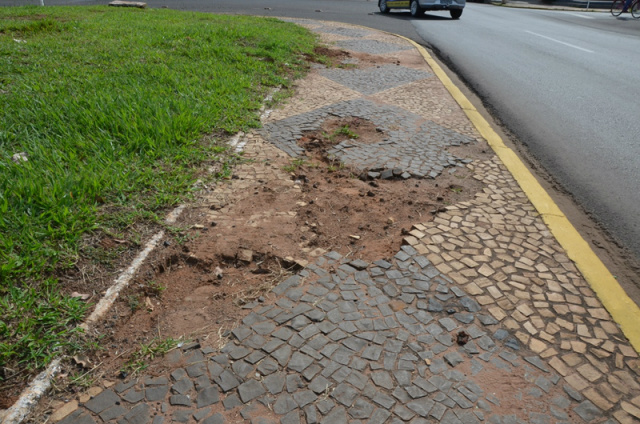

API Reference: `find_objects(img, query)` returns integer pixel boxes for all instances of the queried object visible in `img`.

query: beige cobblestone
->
[583,388,614,411]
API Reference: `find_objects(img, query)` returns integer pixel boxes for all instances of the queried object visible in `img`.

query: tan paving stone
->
[511,310,527,322]
[592,348,611,359]
[476,295,495,306]
[538,308,555,318]
[523,321,538,335]
[577,363,603,382]
[562,353,583,367]
[608,375,631,395]
[529,338,546,353]
[583,388,614,411]
[515,330,530,345]
[613,409,638,424]
[460,268,479,278]
[435,262,453,274]
[565,373,590,391]
[620,344,640,358]
[503,318,520,331]
[556,318,574,331]
[488,307,507,321]
[548,356,569,376]
[577,324,591,338]
[569,305,587,315]
[51,400,79,422]
[516,303,534,317]
[464,282,484,296]
[486,286,503,299]
[478,263,495,277]
[539,331,555,343]
[546,292,565,303]
[600,320,621,334]
[588,307,612,320]
[621,401,640,419]
[598,382,622,405]
[571,340,587,354]
[616,353,626,369]
[613,370,640,391]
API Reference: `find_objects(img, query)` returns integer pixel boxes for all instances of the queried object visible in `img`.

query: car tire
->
[450,9,463,18]
[410,0,423,17]
[379,0,390,13]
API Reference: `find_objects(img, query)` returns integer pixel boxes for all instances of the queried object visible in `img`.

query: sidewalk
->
[30,20,640,424]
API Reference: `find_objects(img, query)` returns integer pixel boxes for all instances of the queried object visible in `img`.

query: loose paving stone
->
[332,383,359,407]
[99,404,128,422]
[84,389,120,414]
[124,403,151,424]
[193,408,211,421]
[444,351,465,367]
[238,379,266,403]
[197,386,220,408]
[169,394,191,406]
[274,393,298,415]
[222,393,243,410]
[202,413,225,424]
[122,388,145,404]
[321,405,348,424]
[371,371,395,390]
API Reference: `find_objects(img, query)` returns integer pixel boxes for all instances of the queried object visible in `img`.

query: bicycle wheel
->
[631,0,640,18]
[611,0,625,16]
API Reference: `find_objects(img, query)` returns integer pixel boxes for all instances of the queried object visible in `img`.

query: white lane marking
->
[525,30,595,53]
[566,12,595,19]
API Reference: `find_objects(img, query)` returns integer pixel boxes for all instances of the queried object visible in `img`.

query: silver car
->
[379,0,465,19]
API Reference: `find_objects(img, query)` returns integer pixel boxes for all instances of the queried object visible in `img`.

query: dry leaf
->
[70,292,90,301]
[73,354,91,369]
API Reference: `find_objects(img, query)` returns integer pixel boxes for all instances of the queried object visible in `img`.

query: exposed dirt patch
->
[308,45,403,69]
[298,117,386,154]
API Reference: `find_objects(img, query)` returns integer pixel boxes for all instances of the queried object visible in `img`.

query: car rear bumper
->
[419,0,465,9]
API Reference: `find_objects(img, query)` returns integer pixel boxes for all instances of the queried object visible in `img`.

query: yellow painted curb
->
[398,36,640,353]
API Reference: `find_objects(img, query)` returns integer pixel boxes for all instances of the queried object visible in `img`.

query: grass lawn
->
[0,5,316,385]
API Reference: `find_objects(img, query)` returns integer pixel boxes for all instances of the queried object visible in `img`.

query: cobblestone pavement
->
[48,20,640,424]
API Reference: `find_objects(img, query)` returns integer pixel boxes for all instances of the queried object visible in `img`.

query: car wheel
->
[450,9,463,19]
[410,0,423,17]
[379,0,390,13]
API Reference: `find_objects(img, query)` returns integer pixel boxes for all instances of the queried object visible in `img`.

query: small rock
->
[238,249,253,263]
[214,267,223,279]
[11,152,28,163]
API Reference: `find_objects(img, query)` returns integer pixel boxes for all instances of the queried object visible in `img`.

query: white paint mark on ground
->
[566,12,595,19]
[525,30,595,53]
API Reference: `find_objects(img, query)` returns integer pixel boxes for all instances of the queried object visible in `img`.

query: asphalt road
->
[4,0,640,262]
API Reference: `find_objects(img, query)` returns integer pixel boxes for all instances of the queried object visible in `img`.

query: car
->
[378,0,465,19]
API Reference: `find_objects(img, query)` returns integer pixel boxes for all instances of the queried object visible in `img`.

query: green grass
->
[0,6,316,380]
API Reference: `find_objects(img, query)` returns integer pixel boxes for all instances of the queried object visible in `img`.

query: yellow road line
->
[399,36,640,353]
